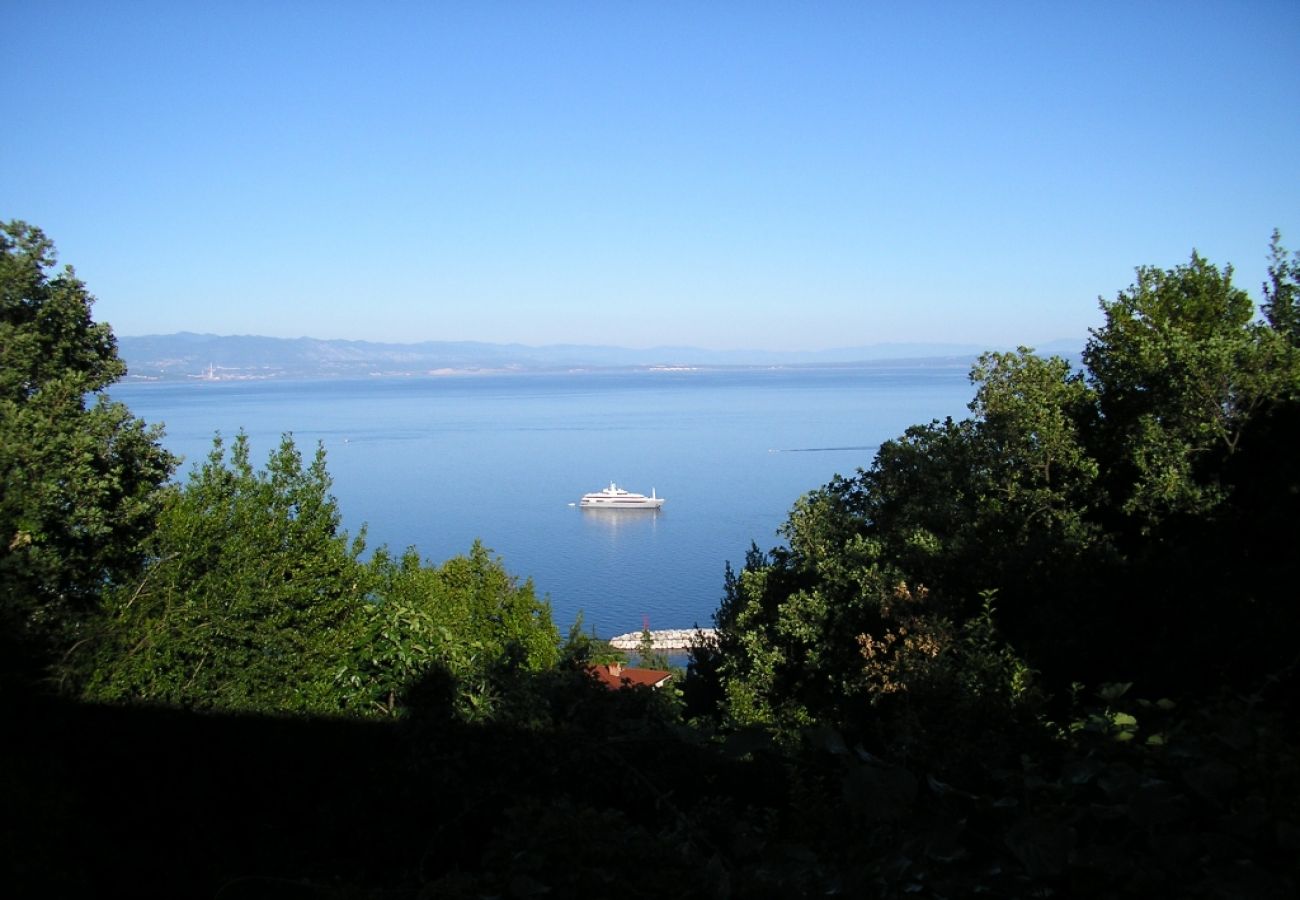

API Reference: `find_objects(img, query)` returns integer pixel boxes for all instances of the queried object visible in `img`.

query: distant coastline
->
[119,332,1083,382]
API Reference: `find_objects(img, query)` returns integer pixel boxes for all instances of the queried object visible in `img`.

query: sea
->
[110,366,975,640]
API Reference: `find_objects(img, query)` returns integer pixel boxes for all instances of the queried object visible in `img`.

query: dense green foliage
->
[344,540,560,720]
[1,221,175,684]
[664,241,1300,897]
[4,222,562,721]
[75,432,560,718]
[6,223,1297,897]
[700,245,1300,756]
[78,433,367,710]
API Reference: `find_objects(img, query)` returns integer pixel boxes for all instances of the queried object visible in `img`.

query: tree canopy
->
[1,220,175,684]
[78,432,562,718]
[700,239,1300,751]
[79,433,367,711]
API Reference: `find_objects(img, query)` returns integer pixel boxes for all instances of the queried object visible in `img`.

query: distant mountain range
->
[117,332,1085,381]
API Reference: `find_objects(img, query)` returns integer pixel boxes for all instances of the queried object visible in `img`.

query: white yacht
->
[579,482,665,510]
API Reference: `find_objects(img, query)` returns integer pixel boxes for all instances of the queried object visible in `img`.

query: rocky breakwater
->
[607,628,717,651]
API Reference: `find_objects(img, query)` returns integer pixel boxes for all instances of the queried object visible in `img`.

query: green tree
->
[702,235,1300,748]
[635,624,671,671]
[1,221,175,685]
[340,541,560,721]
[80,433,365,711]
[1083,251,1286,525]
[857,352,1104,606]
[966,349,1100,551]
[706,365,1088,737]
[1263,229,1300,346]
[1079,249,1300,686]
[558,612,624,669]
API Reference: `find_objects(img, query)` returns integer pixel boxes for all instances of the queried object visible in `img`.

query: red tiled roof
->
[587,663,673,690]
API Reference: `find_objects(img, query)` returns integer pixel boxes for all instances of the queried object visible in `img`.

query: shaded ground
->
[5,675,1298,899]
[3,679,773,899]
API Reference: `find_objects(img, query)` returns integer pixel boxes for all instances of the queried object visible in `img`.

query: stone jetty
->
[606,628,717,651]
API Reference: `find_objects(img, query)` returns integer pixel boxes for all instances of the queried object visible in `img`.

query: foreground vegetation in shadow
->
[6,672,756,898]
[7,668,1298,898]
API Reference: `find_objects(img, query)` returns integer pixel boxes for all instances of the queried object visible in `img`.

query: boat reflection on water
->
[579,506,663,530]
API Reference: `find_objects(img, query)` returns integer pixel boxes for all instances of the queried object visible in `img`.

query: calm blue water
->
[110,367,974,638]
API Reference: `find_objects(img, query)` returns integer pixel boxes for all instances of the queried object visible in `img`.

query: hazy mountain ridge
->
[118,332,1085,380]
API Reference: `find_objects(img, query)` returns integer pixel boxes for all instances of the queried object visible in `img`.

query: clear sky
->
[4,1,1298,351]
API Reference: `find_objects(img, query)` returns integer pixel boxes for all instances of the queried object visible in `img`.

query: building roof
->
[587,663,673,690]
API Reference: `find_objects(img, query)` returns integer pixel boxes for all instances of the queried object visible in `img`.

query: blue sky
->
[4,1,1298,351]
